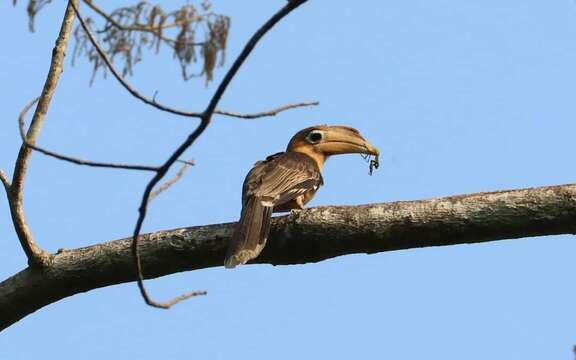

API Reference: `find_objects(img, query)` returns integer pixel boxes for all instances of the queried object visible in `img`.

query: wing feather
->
[242,152,321,207]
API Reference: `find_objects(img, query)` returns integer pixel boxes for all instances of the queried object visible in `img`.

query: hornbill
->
[224,125,380,268]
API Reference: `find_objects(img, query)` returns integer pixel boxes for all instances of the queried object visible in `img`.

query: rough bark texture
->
[1,183,576,330]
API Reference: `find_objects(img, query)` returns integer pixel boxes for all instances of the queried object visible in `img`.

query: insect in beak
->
[361,153,380,176]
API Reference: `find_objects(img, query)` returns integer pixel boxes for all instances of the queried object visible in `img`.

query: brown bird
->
[224,125,380,268]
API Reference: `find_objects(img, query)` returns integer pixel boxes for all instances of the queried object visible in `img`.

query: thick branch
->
[1,183,576,331]
[10,0,78,267]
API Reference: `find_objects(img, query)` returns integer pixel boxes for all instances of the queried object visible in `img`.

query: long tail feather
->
[224,197,273,268]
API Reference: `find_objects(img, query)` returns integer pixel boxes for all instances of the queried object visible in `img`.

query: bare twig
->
[18,98,158,172]
[214,101,319,119]
[0,170,10,193]
[10,0,79,268]
[176,159,195,166]
[148,160,193,203]
[131,0,309,309]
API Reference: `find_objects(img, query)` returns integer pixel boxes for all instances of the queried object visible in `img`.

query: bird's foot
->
[289,208,303,217]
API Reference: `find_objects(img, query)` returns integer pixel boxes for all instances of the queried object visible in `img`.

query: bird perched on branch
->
[224,125,380,268]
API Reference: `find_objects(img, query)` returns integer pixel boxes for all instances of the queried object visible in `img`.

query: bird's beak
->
[316,128,380,157]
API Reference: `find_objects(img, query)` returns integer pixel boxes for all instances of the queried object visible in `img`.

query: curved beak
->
[316,127,380,156]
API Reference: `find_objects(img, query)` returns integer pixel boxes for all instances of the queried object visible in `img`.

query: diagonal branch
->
[0,170,10,193]
[18,98,158,172]
[1,182,576,331]
[10,0,79,268]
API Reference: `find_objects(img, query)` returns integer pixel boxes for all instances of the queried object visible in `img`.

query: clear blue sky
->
[2,0,576,358]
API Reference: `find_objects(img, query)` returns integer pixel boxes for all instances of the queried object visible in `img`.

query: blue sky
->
[1,0,576,358]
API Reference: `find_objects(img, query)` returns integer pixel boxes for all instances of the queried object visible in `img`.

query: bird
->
[224,125,380,268]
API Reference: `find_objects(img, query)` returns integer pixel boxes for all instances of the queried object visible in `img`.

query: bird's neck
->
[290,147,327,170]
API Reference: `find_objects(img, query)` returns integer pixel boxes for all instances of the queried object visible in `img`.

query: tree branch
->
[0,170,10,193]
[9,0,78,268]
[1,183,576,331]
[215,101,319,119]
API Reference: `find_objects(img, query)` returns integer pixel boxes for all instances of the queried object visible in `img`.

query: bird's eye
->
[306,130,323,143]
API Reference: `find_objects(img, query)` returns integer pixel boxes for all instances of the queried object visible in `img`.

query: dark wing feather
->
[243,152,322,206]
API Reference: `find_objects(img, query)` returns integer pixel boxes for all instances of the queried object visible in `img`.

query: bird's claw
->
[290,208,303,216]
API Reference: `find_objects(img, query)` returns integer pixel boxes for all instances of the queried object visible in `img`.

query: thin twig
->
[1,169,12,217]
[131,0,309,309]
[72,2,204,118]
[148,160,193,203]
[18,98,158,172]
[214,101,319,119]
[10,0,79,268]
[176,159,195,166]
[0,170,10,193]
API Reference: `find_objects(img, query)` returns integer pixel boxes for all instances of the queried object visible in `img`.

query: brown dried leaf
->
[202,41,217,86]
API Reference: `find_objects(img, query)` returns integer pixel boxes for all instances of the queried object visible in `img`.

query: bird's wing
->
[226,152,321,268]
[242,152,322,206]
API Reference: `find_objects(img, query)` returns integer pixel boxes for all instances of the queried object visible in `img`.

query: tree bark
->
[1,183,575,331]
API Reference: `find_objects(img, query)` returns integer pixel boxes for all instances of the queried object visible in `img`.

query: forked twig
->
[131,0,309,309]
[18,98,158,172]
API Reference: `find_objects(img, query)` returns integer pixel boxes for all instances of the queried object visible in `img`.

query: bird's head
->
[287,125,380,167]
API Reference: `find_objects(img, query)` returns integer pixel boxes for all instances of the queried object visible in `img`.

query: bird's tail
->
[224,197,273,268]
